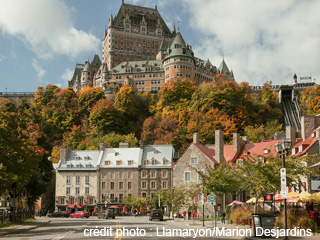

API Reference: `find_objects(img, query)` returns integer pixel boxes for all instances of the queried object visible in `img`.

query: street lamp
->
[275,139,292,240]
[172,186,175,220]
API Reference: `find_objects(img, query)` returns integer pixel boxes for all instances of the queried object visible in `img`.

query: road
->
[2,216,247,240]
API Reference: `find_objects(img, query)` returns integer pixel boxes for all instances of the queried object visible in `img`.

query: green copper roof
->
[83,61,91,72]
[218,59,231,74]
[165,32,194,59]
[159,38,168,51]
[91,55,102,67]
[110,60,163,74]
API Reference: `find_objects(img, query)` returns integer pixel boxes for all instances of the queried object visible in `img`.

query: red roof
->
[237,140,282,159]
[293,129,318,156]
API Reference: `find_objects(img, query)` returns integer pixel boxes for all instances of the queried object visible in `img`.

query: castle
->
[68,1,234,94]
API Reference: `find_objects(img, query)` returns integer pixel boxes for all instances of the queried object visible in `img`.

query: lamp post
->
[172,186,175,220]
[275,139,292,240]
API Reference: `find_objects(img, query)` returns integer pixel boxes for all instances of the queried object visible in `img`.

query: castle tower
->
[163,32,195,83]
[218,58,234,81]
[102,1,175,70]
[81,60,93,87]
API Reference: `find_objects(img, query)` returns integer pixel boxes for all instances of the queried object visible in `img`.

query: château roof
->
[110,60,163,74]
[112,2,173,36]
[91,55,102,68]
[165,32,194,59]
[159,38,168,51]
[68,63,84,86]
[218,59,232,75]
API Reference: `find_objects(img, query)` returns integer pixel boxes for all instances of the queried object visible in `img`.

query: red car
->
[70,211,90,218]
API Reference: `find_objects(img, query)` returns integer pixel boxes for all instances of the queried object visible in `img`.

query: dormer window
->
[67,164,72,168]
[143,159,148,165]
[84,156,90,160]
[128,160,133,166]
[76,164,82,168]
[299,145,303,153]
[237,159,243,166]
[115,152,119,156]
[116,160,122,166]
[85,164,92,168]
[263,149,268,154]
[163,158,167,165]
[75,156,81,160]
[151,158,156,165]
[312,132,315,138]
[153,148,158,154]
[104,160,110,166]
[125,67,131,73]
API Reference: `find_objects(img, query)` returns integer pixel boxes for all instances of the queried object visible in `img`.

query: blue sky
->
[0,0,320,92]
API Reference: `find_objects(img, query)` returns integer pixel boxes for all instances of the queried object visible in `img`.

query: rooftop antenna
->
[178,21,180,32]
[155,0,157,9]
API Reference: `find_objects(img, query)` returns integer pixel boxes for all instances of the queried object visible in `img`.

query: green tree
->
[244,120,284,143]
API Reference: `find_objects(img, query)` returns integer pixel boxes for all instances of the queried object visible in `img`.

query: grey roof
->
[113,3,174,37]
[141,145,173,168]
[110,60,163,74]
[165,32,194,59]
[91,55,102,68]
[83,61,91,72]
[99,147,143,168]
[159,38,168,51]
[68,63,84,87]
[58,150,100,171]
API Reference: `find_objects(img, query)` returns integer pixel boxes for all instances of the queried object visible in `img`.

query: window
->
[70,198,74,204]
[110,194,114,200]
[143,159,148,165]
[119,182,124,190]
[119,194,123,200]
[75,187,80,196]
[142,192,147,198]
[128,160,133,166]
[102,182,106,190]
[102,173,106,179]
[116,160,122,166]
[111,172,115,179]
[104,160,110,166]
[85,176,89,185]
[184,172,191,182]
[128,182,132,190]
[162,181,168,189]
[128,172,132,179]
[151,170,156,178]
[151,181,156,189]
[162,170,168,178]
[66,187,70,196]
[163,158,167,165]
[259,157,265,163]
[66,176,71,185]
[191,158,198,164]
[76,176,80,185]
[151,158,156,165]
[110,182,115,190]
[142,181,147,189]
[237,159,243,166]
[85,187,89,195]
[60,198,65,205]
[79,198,83,204]
[118,172,123,179]
[198,170,204,182]
[263,149,269,154]
[141,170,147,178]
[89,198,93,205]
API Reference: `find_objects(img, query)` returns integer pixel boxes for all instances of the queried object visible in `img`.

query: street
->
[2,216,246,240]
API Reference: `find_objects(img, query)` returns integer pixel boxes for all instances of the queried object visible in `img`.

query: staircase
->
[280,88,301,130]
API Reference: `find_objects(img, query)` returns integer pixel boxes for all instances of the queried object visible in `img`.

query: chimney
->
[140,140,144,149]
[233,133,242,152]
[316,127,320,139]
[215,130,224,164]
[286,126,296,144]
[301,115,316,140]
[119,142,129,148]
[99,142,108,152]
[193,133,200,144]
[60,147,69,164]
[242,136,250,144]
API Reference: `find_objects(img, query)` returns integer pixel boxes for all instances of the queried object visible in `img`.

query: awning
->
[77,204,84,208]
[108,206,119,209]
[68,204,75,208]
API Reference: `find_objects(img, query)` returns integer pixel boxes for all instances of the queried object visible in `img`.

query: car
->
[0,207,10,215]
[49,211,70,218]
[149,209,163,221]
[97,210,115,219]
[70,211,90,218]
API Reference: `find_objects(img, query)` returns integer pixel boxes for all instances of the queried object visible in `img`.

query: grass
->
[0,218,35,229]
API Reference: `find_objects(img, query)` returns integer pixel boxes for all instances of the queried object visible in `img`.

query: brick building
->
[69,1,234,95]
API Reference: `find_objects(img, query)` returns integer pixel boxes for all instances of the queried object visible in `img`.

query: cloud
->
[0,0,99,59]
[32,59,46,80]
[60,67,74,87]
[180,0,320,85]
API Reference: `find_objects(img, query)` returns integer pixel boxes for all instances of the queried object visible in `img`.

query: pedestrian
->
[37,209,39,216]
[221,212,226,224]
[182,210,186,220]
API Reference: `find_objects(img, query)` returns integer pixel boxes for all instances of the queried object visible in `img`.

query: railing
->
[0,210,33,225]
[0,92,35,95]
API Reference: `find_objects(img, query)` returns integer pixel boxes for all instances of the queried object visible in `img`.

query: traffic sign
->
[280,168,286,177]
[208,194,216,202]
[281,186,287,199]
[281,177,286,187]
[264,194,273,203]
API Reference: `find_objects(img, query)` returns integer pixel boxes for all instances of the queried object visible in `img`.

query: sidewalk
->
[0,217,50,237]
[166,217,320,239]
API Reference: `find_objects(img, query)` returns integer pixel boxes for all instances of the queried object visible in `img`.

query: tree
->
[244,120,284,143]
[77,86,105,118]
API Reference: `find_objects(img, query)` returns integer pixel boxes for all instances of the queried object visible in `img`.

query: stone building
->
[55,148,99,213]
[68,1,234,95]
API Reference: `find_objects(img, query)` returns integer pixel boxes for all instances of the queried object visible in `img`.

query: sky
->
[0,0,319,92]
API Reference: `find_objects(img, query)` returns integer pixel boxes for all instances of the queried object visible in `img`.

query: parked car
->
[149,209,163,221]
[0,207,10,215]
[49,211,70,218]
[97,209,115,219]
[70,211,90,218]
